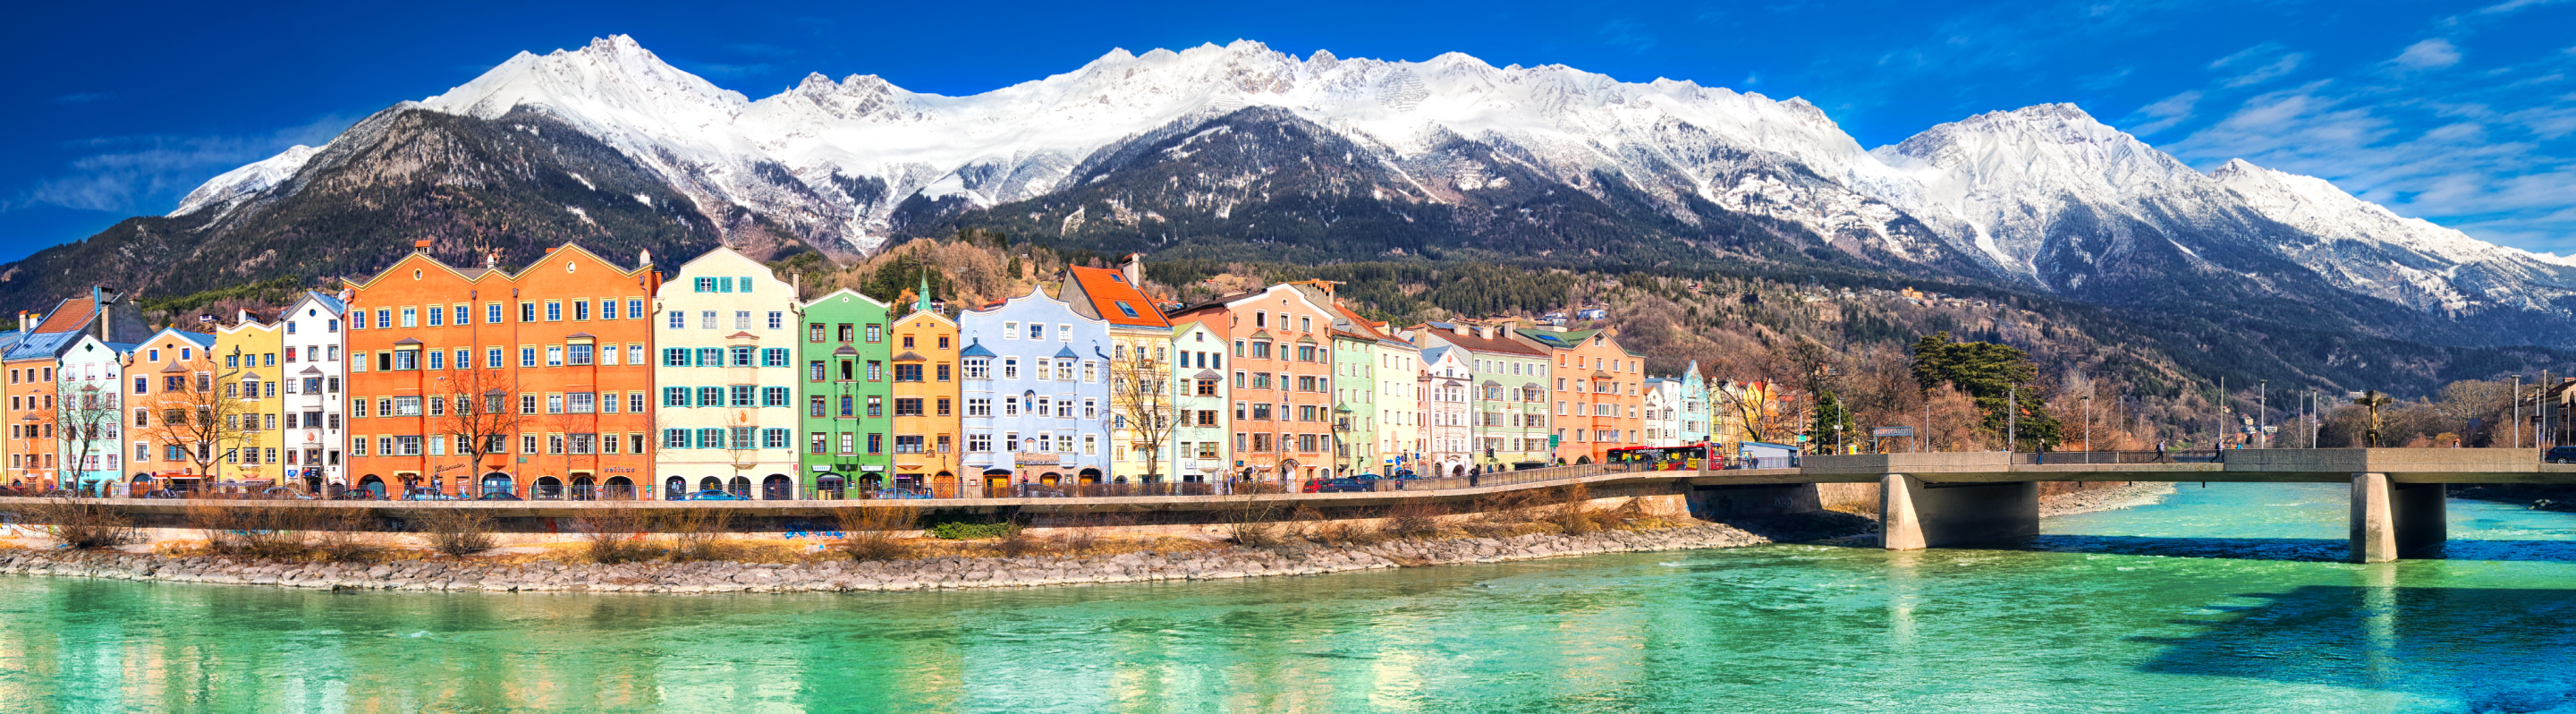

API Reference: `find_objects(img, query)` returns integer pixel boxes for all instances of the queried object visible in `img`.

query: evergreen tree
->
[1911,332,2062,450]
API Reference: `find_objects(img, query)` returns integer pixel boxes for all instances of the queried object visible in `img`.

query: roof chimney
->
[1122,253,1143,285]
[413,239,433,254]
[92,285,108,342]
[1477,324,1494,340]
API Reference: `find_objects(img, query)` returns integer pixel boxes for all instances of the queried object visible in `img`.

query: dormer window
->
[1114,302,1139,319]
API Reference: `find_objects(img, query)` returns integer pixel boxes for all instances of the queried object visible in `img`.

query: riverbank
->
[0,513,1877,594]
[2039,481,2179,518]
[0,483,2172,594]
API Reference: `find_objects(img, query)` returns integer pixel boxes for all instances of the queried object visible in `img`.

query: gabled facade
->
[216,313,287,487]
[887,302,962,495]
[1060,259,1172,482]
[123,328,219,492]
[1679,361,1711,446]
[344,244,659,500]
[959,286,1113,491]
[56,335,133,494]
[1166,319,1231,483]
[653,247,801,499]
[276,292,350,493]
[1166,285,1341,486]
[1419,345,1472,477]
[4,287,145,492]
[796,289,894,497]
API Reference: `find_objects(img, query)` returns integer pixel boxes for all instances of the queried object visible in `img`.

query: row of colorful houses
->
[2,242,1775,500]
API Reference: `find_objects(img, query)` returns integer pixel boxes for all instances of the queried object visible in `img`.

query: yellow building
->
[889,297,961,496]
[214,312,286,489]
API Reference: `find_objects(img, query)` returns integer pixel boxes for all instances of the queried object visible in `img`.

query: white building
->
[1421,345,1472,477]
[1643,377,1682,446]
[654,247,802,498]
[277,291,350,493]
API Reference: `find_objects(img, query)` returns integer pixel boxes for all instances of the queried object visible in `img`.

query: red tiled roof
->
[31,298,96,334]
[1066,266,1170,328]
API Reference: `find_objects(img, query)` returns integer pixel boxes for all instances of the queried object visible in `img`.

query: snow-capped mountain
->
[161,35,2573,330]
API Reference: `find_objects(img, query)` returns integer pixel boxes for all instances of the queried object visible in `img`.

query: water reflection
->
[4,483,2576,713]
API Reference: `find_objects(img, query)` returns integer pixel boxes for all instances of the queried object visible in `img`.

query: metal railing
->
[2008,450,2222,465]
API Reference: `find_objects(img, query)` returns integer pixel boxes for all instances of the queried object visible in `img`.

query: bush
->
[16,498,136,549]
[1380,503,1445,540]
[190,504,315,559]
[409,508,496,557]
[833,506,921,561]
[661,508,733,562]
[928,522,1020,540]
[309,510,389,563]
[577,506,655,564]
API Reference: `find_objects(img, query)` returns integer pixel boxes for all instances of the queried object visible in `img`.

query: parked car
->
[136,489,183,499]
[332,489,382,501]
[475,492,524,501]
[1303,478,1370,493]
[405,489,462,501]
[689,489,750,501]
[873,489,929,500]
[2547,446,2576,464]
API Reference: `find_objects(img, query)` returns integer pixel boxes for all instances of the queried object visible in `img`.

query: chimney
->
[1477,324,1494,340]
[485,249,500,269]
[1452,323,1469,337]
[413,239,433,255]
[1122,253,1143,285]
[92,285,107,342]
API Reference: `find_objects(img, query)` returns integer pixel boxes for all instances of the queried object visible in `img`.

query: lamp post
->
[2258,379,2267,449]
[1332,404,1353,478]
[2080,394,2092,451]
[2513,375,2523,449]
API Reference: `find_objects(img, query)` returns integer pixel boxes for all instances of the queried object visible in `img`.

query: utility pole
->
[2216,377,2225,449]
[2513,375,2522,449]
[2080,394,2092,451]
[2007,384,2017,453]
[2258,379,2268,449]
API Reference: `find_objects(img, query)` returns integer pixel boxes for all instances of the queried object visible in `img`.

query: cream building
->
[654,247,802,498]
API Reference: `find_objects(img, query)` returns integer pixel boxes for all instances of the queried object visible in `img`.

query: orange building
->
[343,243,660,500]
[887,295,962,496]
[1521,327,1648,464]
[1166,284,1340,488]
[4,290,147,493]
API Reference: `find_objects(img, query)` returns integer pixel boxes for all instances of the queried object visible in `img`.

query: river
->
[4,482,2574,713]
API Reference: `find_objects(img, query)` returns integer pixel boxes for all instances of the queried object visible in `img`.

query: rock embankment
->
[2039,482,2179,518]
[0,518,1871,594]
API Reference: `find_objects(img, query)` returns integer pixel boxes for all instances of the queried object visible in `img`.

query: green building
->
[798,289,895,497]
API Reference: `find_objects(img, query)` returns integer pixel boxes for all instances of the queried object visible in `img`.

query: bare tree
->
[428,367,521,497]
[143,355,253,482]
[54,378,121,497]
[1107,350,1179,483]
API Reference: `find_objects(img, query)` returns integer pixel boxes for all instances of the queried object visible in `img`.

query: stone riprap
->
[0,520,1864,594]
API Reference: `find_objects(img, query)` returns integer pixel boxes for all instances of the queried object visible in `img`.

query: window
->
[699,347,723,366]
[966,398,992,417]
[665,429,690,449]
[1002,359,1019,379]
[487,302,504,324]
[669,311,687,329]
[762,429,789,449]
[809,396,826,418]
[701,311,718,330]
[629,392,646,413]
[936,363,952,381]
[665,348,691,367]
[1113,301,1140,319]
[664,387,690,407]
[521,347,538,368]
[894,364,922,382]
[627,300,644,321]
[600,299,617,320]
[1028,323,1045,341]
[734,310,753,330]
[866,361,882,381]
[894,398,924,416]
[809,324,826,343]
[694,277,716,293]
[730,386,754,408]
[568,392,596,414]
[728,345,754,367]
[568,344,593,366]
[519,302,537,322]
[547,345,564,367]
[698,387,723,407]
[894,435,924,454]
[767,311,784,330]
[487,347,504,370]
[762,387,789,408]
[968,433,992,453]
[761,347,789,367]
[964,359,989,379]
[573,301,589,320]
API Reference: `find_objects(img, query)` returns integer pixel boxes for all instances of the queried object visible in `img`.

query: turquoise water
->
[4,483,2576,713]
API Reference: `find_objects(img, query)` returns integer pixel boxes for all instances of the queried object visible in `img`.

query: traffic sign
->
[1872,427,1914,438]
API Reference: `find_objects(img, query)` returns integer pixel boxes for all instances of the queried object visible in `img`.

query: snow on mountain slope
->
[163,35,2570,322]
[170,144,320,217]
[2213,158,2576,313]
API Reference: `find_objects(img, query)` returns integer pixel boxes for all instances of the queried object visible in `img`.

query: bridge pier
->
[1878,474,2039,550]
[2350,472,2445,563]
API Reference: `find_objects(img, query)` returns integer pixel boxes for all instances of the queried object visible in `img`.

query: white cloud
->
[2121,89,2200,135]
[2395,38,2462,70]
[10,115,352,216]
[2209,43,2306,88]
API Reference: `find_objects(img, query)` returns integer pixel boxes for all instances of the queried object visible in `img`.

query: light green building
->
[797,289,894,497]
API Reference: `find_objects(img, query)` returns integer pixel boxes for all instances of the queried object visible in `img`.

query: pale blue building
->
[956,287,1114,489]
[1680,360,1712,445]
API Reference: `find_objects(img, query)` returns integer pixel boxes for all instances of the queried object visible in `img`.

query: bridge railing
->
[2008,450,2222,465]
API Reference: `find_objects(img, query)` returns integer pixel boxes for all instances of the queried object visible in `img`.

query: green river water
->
[4,482,2576,713]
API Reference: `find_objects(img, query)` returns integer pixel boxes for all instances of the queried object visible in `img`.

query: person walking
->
[2156,440,2167,463]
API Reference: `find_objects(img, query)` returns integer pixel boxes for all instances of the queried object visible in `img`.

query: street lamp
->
[2258,379,2267,449]
[2080,394,2092,451]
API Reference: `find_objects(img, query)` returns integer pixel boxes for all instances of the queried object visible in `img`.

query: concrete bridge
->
[1690,448,2576,563]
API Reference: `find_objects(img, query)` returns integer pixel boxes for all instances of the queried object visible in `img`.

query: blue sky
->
[3,0,2571,261]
